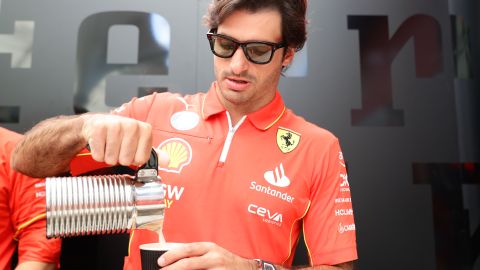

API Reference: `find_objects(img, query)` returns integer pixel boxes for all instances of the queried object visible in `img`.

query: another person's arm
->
[6,131,61,269]
[12,113,153,178]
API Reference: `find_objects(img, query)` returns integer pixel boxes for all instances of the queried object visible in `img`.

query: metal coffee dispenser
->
[45,149,164,238]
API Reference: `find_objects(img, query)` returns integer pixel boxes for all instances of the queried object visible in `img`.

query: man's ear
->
[282,47,295,67]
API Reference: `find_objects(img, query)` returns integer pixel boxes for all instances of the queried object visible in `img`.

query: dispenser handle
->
[135,148,159,182]
[84,144,159,182]
[139,148,159,171]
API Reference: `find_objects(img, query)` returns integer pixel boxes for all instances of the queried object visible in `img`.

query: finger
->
[103,120,122,165]
[133,122,152,166]
[156,149,170,168]
[161,256,215,270]
[159,242,213,268]
[87,121,107,163]
[118,120,139,166]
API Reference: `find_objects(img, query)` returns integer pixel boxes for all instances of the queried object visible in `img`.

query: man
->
[12,0,357,269]
[0,127,62,270]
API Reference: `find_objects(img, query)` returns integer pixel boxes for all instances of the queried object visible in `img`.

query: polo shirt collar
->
[201,82,226,119]
[201,81,286,131]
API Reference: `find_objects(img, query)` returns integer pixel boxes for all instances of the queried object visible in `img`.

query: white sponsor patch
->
[335,208,354,216]
[264,163,290,187]
[170,111,199,131]
[338,223,356,234]
[248,203,283,227]
[250,181,295,203]
[335,197,352,204]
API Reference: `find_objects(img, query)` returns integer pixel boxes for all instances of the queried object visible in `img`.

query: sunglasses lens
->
[208,32,278,64]
[245,43,273,64]
[212,36,236,57]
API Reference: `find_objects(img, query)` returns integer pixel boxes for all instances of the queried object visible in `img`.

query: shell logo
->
[157,138,193,174]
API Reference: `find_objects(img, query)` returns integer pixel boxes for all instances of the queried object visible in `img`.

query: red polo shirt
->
[0,127,61,269]
[110,82,357,269]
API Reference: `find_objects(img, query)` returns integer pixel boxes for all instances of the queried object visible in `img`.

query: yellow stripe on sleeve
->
[282,200,311,266]
[13,213,46,241]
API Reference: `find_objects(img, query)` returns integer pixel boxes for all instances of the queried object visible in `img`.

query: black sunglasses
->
[206,29,286,64]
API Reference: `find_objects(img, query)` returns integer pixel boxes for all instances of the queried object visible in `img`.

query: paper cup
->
[140,242,184,270]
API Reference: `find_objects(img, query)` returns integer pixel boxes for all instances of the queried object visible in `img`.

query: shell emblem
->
[157,138,192,174]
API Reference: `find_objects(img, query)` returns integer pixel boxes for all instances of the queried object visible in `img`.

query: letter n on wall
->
[348,15,443,126]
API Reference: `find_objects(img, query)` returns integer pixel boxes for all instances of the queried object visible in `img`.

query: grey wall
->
[0,0,478,269]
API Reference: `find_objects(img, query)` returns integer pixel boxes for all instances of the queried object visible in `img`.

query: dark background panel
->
[1,0,478,269]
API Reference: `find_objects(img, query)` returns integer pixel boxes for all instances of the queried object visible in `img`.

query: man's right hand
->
[12,113,155,178]
[81,114,153,167]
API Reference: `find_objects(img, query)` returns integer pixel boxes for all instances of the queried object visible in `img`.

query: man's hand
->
[157,242,355,270]
[81,114,153,166]
[12,113,155,178]
[158,242,257,270]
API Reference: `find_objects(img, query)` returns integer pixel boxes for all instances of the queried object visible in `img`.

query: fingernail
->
[158,256,165,267]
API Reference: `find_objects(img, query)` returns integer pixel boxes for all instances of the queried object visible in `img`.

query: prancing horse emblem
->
[276,128,301,153]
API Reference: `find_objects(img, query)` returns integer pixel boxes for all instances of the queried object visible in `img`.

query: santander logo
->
[264,163,290,187]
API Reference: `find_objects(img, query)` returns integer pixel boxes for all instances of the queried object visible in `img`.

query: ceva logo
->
[248,204,283,226]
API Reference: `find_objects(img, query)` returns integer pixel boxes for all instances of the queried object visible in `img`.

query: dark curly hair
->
[204,0,307,52]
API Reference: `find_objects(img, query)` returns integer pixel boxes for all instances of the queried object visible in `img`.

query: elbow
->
[11,149,28,175]
[11,144,69,178]
[11,144,37,177]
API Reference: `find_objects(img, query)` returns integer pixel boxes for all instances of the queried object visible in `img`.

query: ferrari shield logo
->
[276,128,301,153]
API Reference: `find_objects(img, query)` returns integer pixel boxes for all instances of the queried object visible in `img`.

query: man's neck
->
[228,110,245,127]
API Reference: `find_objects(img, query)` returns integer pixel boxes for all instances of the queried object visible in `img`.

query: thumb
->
[156,149,170,168]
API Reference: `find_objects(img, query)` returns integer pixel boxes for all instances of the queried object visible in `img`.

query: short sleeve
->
[7,139,62,265]
[302,138,357,265]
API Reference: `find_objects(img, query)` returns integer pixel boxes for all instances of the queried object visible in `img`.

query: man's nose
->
[229,47,249,74]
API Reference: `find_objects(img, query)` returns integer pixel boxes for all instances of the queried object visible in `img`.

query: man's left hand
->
[158,242,256,270]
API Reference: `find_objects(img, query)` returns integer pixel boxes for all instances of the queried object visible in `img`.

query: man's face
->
[213,9,294,115]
